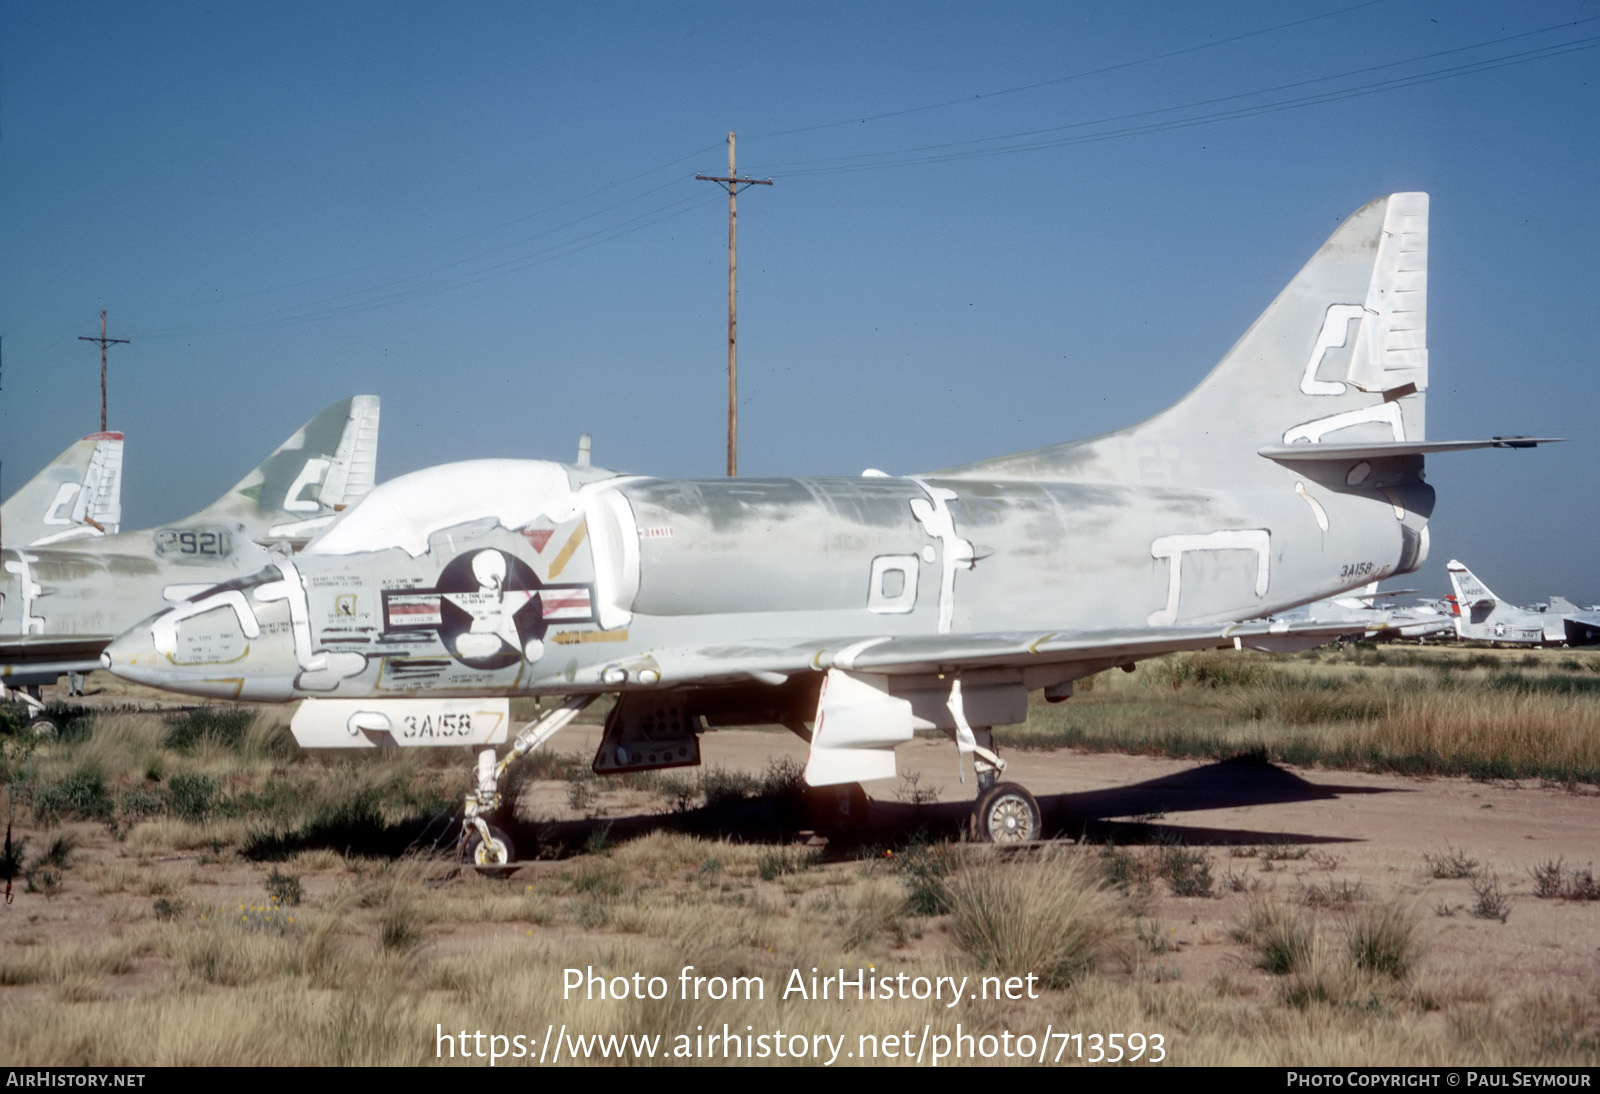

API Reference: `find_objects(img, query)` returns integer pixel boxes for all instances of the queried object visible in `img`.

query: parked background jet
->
[1,431,124,546]
[1,396,380,725]
[1258,584,1455,645]
[1446,560,1600,646]
[105,194,1556,856]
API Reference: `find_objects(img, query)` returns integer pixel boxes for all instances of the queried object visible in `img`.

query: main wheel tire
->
[463,824,516,868]
[971,782,1041,845]
[27,716,58,741]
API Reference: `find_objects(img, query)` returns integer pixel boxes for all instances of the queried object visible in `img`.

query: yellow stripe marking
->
[548,519,588,579]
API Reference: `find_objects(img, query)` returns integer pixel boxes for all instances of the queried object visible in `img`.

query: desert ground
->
[2,648,1597,1066]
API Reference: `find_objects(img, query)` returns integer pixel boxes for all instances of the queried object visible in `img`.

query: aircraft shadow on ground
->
[498,754,1400,859]
[239,755,1400,861]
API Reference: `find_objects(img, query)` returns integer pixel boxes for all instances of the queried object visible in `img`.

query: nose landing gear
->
[458,695,595,869]
[464,821,516,868]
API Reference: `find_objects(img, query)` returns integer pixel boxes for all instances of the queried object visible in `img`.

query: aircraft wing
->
[652,618,1359,686]
[0,633,116,683]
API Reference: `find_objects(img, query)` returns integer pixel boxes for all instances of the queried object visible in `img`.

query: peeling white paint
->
[908,479,974,635]
[151,589,260,657]
[832,636,893,670]
[1282,401,1405,446]
[42,483,83,526]
[867,554,920,614]
[254,559,320,670]
[946,676,978,755]
[1295,481,1330,532]
[1299,303,1367,395]
[3,554,43,635]
[1147,529,1271,626]
[1377,486,1408,520]
[282,458,332,513]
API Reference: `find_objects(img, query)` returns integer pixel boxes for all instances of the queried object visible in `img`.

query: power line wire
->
[748,0,1390,141]
[749,21,1600,177]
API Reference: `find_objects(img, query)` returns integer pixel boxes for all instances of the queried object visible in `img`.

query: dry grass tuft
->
[1346,899,1425,980]
[1234,897,1317,977]
[944,846,1119,989]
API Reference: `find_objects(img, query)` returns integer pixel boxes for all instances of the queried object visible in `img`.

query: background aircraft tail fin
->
[1446,559,1548,642]
[1446,560,1498,610]
[1,432,124,547]
[180,396,380,547]
[937,193,1430,482]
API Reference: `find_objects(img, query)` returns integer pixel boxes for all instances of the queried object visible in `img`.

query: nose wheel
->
[462,821,516,868]
[971,782,1041,844]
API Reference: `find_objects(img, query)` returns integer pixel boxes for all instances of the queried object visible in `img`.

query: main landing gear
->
[453,700,1043,864]
[972,782,1042,844]
[966,726,1041,845]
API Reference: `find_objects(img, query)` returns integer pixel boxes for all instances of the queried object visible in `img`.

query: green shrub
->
[166,707,253,752]
[167,773,218,822]
[28,770,114,825]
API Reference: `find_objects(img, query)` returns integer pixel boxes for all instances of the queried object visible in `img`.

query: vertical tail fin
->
[937,192,1430,481]
[1446,560,1498,611]
[1445,559,1543,642]
[179,396,380,548]
[1,432,124,546]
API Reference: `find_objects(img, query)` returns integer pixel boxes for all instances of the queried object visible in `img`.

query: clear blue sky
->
[3,1,1596,605]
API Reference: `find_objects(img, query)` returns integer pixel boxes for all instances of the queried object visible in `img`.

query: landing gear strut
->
[458,695,595,867]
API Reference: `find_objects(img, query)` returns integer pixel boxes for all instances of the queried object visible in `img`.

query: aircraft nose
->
[101,622,178,689]
[102,579,301,701]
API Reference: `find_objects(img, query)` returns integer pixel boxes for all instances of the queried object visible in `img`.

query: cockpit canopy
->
[306,460,601,557]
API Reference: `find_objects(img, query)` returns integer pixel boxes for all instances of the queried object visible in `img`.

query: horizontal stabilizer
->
[1260,436,1563,462]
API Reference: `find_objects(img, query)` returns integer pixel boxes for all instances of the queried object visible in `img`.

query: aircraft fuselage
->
[103,457,1433,703]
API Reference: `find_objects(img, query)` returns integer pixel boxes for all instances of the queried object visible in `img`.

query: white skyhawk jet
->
[103,195,1555,860]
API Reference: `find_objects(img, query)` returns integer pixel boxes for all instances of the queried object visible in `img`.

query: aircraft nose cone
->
[102,600,296,702]
[101,621,167,687]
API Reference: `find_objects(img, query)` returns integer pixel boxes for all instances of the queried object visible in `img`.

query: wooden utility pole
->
[696,132,772,477]
[78,311,130,432]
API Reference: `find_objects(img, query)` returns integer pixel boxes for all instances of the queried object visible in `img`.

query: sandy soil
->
[6,721,1598,1007]
[621,727,1600,992]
